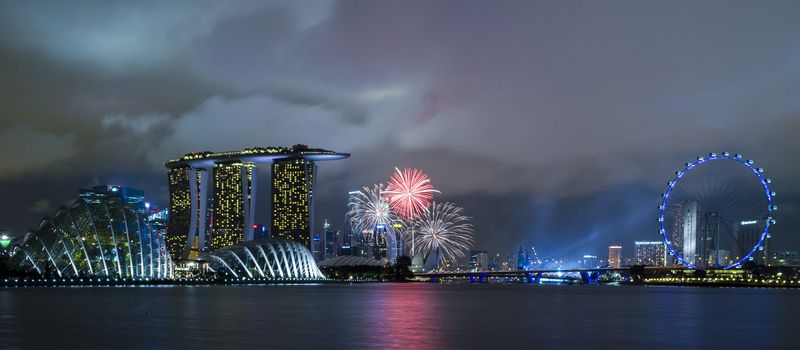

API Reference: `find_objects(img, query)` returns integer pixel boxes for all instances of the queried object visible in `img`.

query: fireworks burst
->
[346,184,402,259]
[412,202,475,265]
[384,167,439,220]
[347,184,397,235]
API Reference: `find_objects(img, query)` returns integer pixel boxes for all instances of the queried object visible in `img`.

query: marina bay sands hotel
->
[164,144,349,260]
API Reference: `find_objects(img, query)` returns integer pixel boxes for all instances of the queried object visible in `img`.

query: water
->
[0,284,796,349]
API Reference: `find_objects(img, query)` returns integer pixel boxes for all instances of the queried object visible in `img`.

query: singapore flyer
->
[659,152,777,269]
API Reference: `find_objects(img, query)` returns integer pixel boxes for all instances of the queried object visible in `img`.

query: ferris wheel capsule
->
[735,154,742,159]
[747,160,754,164]
[709,152,717,157]
[722,152,730,157]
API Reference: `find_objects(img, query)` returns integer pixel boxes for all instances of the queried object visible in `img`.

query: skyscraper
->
[167,167,208,260]
[469,250,488,272]
[211,161,257,251]
[635,241,667,266]
[517,246,527,270]
[682,201,698,265]
[165,145,349,259]
[608,245,622,268]
[271,157,316,247]
[323,219,339,260]
[80,185,146,213]
[733,219,766,264]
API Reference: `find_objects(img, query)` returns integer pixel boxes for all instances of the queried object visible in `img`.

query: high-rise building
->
[608,245,622,268]
[80,185,146,213]
[682,201,698,265]
[271,157,316,247]
[167,167,208,260]
[344,190,361,257]
[579,255,600,268]
[323,219,340,260]
[516,246,527,270]
[635,241,667,266]
[469,250,488,272]
[733,219,767,265]
[311,234,324,261]
[165,145,349,259]
[211,161,257,251]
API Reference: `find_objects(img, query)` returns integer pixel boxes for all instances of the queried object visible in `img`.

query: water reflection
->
[0,284,797,349]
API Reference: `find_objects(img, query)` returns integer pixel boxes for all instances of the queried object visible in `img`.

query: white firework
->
[412,202,475,265]
[346,184,402,258]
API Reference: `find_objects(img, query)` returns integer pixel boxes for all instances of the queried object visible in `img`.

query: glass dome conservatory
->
[200,238,324,279]
[12,198,173,279]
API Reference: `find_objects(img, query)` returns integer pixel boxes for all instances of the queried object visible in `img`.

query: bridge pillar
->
[480,272,487,283]
[526,272,533,284]
[469,273,475,283]
[430,276,437,283]
[535,272,542,284]
[580,271,600,285]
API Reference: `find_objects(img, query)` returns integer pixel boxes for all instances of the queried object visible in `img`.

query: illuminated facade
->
[635,241,667,266]
[323,219,339,260]
[166,167,208,260]
[80,185,146,214]
[11,197,173,279]
[211,162,257,250]
[200,238,324,279]
[682,201,698,265]
[271,157,316,247]
[608,245,622,268]
[469,250,488,272]
[734,219,767,264]
[165,145,349,256]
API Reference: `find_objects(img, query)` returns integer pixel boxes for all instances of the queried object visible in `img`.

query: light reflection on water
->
[0,284,796,349]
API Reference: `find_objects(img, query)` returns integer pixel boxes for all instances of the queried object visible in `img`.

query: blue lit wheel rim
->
[658,152,776,269]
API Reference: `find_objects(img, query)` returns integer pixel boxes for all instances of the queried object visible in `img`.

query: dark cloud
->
[1,0,798,258]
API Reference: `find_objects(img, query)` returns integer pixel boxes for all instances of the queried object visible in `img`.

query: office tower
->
[211,161,257,251]
[635,241,667,266]
[682,201,698,265]
[323,219,339,260]
[580,255,600,268]
[516,246,527,270]
[733,219,766,264]
[80,185,146,214]
[608,245,622,268]
[469,250,488,272]
[271,157,316,247]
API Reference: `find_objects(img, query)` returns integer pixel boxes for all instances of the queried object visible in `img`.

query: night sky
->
[1,1,798,260]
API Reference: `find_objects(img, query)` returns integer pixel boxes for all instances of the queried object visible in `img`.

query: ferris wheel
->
[659,152,777,269]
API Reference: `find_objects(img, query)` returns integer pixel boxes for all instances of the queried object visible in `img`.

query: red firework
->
[384,167,440,220]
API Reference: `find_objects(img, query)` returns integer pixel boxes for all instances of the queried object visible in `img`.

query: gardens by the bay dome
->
[199,238,324,280]
[10,197,173,279]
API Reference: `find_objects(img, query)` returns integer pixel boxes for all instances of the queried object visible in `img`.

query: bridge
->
[416,267,675,285]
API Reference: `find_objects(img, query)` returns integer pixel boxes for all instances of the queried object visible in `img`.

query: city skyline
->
[1,1,799,258]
